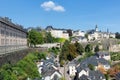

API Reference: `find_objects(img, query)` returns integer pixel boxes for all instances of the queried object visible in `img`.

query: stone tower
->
[95,25,98,31]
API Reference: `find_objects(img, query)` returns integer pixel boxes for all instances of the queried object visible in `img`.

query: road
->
[59,65,72,80]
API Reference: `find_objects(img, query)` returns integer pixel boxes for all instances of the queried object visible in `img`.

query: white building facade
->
[46,26,69,39]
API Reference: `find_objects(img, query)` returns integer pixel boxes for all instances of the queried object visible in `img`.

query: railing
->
[0,45,28,55]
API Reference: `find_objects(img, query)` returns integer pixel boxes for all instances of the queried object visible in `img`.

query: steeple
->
[95,25,98,31]
[107,28,109,33]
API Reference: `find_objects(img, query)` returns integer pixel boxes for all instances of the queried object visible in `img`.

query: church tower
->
[95,25,98,31]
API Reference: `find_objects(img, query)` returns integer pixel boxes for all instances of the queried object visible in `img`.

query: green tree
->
[59,40,77,62]
[85,33,88,40]
[94,45,100,52]
[88,64,95,70]
[59,40,70,62]
[67,44,78,61]
[115,32,120,39]
[85,44,93,52]
[74,41,84,55]
[45,32,54,43]
[28,30,43,47]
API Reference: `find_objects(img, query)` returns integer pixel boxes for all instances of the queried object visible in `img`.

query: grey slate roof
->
[78,70,105,80]
[88,70,105,80]
[79,74,88,80]
[0,17,27,33]
[115,72,120,80]
[77,56,109,72]
[96,51,110,56]
[69,59,79,66]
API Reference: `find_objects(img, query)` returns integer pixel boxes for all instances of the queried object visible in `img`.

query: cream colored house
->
[46,26,69,39]
[73,30,85,37]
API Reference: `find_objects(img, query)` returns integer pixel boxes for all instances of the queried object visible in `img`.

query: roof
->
[46,26,68,31]
[88,70,105,80]
[0,17,27,33]
[96,51,110,56]
[78,70,105,80]
[41,65,61,78]
[115,72,120,80]
[77,67,89,73]
[69,59,79,66]
[79,74,88,80]
[77,56,109,72]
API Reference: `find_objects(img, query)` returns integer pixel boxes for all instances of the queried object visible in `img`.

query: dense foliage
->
[59,41,85,66]
[49,47,60,56]
[85,44,93,52]
[108,63,120,77]
[94,45,100,52]
[74,41,84,55]
[115,32,120,39]
[28,30,44,47]
[110,52,120,61]
[0,52,46,80]
[28,29,66,47]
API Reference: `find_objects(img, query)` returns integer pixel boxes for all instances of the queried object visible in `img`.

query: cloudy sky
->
[0,0,120,32]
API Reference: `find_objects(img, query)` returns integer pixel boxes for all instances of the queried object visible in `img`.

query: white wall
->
[69,65,76,76]
[78,70,88,78]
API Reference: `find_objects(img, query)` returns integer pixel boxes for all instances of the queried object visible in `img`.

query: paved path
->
[59,65,71,80]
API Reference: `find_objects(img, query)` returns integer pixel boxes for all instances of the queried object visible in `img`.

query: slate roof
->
[78,70,105,80]
[0,17,27,33]
[77,56,109,72]
[69,60,79,66]
[96,51,110,56]
[79,74,88,80]
[115,72,120,80]
[88,70,105,80]
[46,26,68,31]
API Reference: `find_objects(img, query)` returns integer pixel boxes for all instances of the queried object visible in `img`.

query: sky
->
[0,0,120,33]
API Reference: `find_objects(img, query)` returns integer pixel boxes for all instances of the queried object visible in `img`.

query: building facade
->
[0,17,27,54]
[46,26,69,39]
[87,26,115,41]
[73,30,85,37]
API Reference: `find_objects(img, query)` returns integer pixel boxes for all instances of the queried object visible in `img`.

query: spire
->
[107,28,109,33]
[95,25,98,31]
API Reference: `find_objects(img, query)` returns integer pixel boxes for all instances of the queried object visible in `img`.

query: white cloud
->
[41,1,65,12]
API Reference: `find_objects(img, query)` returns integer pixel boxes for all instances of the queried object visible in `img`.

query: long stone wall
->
[0,48,47,67]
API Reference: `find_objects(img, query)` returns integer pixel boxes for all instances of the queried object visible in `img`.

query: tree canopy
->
[74,41,84,55]
[94,45,100,52]
[28,30,43,47]
[85,44,93,52]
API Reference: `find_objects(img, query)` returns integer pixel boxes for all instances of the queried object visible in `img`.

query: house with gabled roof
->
[46,26,69,39]
[95,51,111,60]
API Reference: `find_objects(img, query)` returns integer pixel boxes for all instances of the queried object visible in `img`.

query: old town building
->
[0,17,27,54]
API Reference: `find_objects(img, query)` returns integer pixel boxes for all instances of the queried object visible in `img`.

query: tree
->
[85,44,93,52]
[55,38,66,43]
[67,44,78,61]
[74,41,84,55]
[45,32,54,43]
[59,40,78,62]
[67,29,72,37]
[59,40,70,62]
[85,33,88,40]
[94,45,100,52]
[115,32,120,39]
[88,64,95,70]
[28,30,43,47]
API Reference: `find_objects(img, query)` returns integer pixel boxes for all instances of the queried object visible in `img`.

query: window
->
[1,39,5,45]
[1,30,5,36]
